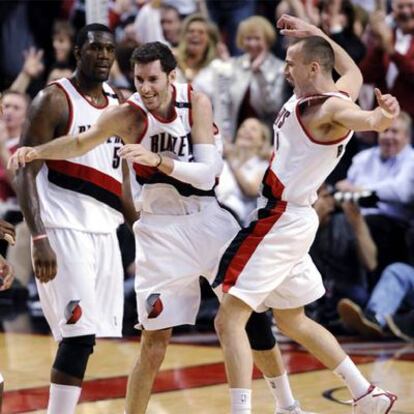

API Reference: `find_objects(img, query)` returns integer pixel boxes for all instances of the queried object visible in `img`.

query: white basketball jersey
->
[260,92,353,207]
[36,78,124,233]
[127,83,217,215]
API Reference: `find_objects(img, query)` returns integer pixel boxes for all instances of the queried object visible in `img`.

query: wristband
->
[380,108,394,119]
[0,372,3,383]
[154,153,163,168]
[32,234,48,242]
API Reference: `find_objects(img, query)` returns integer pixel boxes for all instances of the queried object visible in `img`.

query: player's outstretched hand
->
[0,255,14,291]
[119,144,160,167]
[374,88,400,119]
[276,14,321,38]
[0,219,15,245]
[7,146,40,170]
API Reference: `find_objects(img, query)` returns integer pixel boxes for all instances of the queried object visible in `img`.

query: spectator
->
[46,63,74,84]
[337,111,414,276]
[216,118,271,226]
[0,0,61,93]
[175,13,221,83]
[194,15,286,142]
[52,20,76,68]
[206,0,257,55]
[359,0,414,120]
[310,184,376,327]
[338,262,414,342]
[160,3,182,48]
[318,0,366,64]
[7,47,45,95]
[133,0,165,44]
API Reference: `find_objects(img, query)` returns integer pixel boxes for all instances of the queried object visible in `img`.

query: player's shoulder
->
[189,88,211,108]
[32,83,69,111]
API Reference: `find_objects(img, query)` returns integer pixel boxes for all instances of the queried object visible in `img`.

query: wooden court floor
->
[1,331,413,413]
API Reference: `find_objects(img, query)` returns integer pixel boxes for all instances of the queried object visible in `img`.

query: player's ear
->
[168,69,176,84]
[310,61,320,75]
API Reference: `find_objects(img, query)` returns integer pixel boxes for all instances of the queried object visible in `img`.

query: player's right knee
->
[53,335,96,380]
[246,312,276,351]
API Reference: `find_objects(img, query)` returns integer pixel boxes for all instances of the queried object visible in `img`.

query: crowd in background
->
[0,0,413,342]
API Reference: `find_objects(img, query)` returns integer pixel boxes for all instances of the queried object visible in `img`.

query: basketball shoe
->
[353,385,397,413]
[276,401,317,414]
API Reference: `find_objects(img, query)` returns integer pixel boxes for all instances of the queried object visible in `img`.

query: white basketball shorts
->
[215,202,325,311]
[35,228,123,341]
[133,201,240,330]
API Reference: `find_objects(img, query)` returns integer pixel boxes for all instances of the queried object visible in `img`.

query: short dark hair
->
[296,36,335,73]
[130,42,177,73]
[75,23,113,48]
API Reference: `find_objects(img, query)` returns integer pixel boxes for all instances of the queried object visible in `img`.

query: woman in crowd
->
[216,117,271,226]
[194,15,287,142]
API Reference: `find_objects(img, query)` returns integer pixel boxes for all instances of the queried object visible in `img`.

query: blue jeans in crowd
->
[367,262,414,326]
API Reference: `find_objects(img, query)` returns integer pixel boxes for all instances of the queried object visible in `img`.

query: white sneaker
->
[353,385,397,413]
[276,401,317,414]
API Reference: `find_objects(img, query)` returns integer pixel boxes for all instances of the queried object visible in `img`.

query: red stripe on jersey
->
[222,201,286,292]
[265,167,285,200]
[187,84,193,126]
[46,160,122,196]
[133,163,156,179]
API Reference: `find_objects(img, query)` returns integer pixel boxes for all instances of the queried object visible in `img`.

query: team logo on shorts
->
[146,293,163,319]
[64,300,82,324]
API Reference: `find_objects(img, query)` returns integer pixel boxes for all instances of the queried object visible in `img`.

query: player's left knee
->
[53,334,96,380]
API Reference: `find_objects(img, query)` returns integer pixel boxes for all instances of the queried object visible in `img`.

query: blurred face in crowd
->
[1,93,28,133]
[320,0,346,34]
[161,7,181,47]
[134,60,175,112]
[241,28,268,60]
[378,117,411,159]
[185,20,209,57]
[392,0,414,33]
[53,32,73,62]
[47,67,73,84]
[76,31,115,82]
[235,118,266,150]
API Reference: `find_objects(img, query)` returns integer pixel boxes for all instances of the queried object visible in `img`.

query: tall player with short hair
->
[213,15,399,414]
[12,24,136,414]
[10,41,315,414]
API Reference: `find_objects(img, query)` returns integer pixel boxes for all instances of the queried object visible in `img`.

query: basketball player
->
[213,15,399,414]
[9,42,316,414]
[11,24,136,414]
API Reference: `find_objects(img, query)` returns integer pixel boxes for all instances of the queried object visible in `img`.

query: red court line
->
[3,352,373,413]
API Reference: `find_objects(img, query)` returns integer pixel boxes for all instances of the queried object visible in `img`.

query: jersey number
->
[113,146,121,169]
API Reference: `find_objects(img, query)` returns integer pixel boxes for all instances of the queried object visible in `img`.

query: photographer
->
[310,183,377,329]
[337,111,414,279]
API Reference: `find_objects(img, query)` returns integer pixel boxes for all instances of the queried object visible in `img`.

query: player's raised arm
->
[329,88,400,132]
[8,104,123,170]
[277,14,363,101]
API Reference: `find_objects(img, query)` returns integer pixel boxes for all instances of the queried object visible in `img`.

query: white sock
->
[47,383,81,414]
[264,372,295,409]
[0,372,3,383]
[230,388,252,414]
[333,356,370,399]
